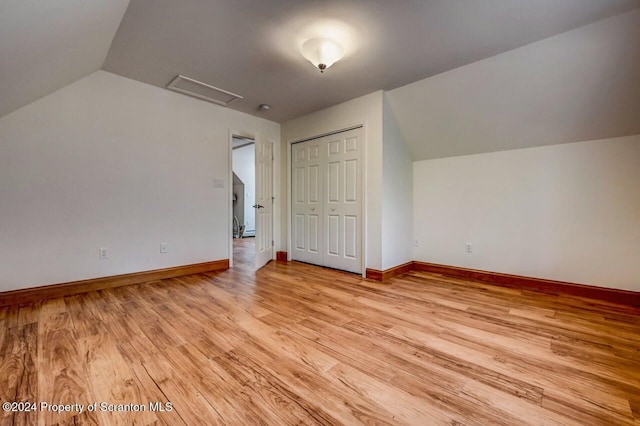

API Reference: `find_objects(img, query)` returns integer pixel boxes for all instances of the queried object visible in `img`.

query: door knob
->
[253,204,264,209]
[311,207,315,211]
[331,208,336,212]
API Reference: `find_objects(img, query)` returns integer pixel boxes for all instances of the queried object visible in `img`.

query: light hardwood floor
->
[233,237,255,267]
[1,256,639,425]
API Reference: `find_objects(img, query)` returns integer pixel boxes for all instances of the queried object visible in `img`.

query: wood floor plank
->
[0,324,32,424]
[387,324,547,405]
[175,342,274,425]
[37,300,99,426]
[17,302,41,327]
[81,332,159,425]
[12,323,38,426]
[128,361,186,426]
[4,304,20,330]
[139,355,224,425]
[216,348,340,425]
[0,237,637,425]
[460,378,582,426]
[287,318,398,383]
[389,369,523,426]
[327,361,456,425]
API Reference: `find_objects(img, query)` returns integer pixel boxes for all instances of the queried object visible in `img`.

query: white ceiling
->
[102,0,640,123]
[386,9,640,160]
[2,0,639,159]
[0,0,130,118]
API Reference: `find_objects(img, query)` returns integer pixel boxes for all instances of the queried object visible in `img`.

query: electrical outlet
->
[465,243,472,253]
[160,243,168,254]
[99,247,108,259]
[413,238,420,248]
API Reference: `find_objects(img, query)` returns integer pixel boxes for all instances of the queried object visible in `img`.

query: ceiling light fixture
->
[300,38,344,73]
[258,104,271,111]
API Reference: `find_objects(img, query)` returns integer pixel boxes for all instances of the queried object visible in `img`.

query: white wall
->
[387,9,640,161]
[413,135,640,292]
[281,91,384,270]
[381,94,413,269]
[0,70,280,292]
[232,143,256,233]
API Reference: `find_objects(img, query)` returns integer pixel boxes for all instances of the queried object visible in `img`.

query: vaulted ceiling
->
[103,0,640,122]
[0,0,130,118]
[386,9,640,160]
[2,0,639,154]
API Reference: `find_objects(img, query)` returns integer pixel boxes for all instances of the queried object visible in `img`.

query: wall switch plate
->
[99,247,108,259]
[160,243,168,254]
[465,243,473,253]
[212,178,225,188]
[413,238,420,247]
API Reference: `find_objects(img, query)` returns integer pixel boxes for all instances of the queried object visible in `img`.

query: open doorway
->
[232,136,255,267]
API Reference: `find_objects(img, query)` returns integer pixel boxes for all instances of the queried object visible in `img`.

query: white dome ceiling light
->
[300,38,344,73]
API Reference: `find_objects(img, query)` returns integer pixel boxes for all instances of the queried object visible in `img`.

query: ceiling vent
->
[167,75,243,106]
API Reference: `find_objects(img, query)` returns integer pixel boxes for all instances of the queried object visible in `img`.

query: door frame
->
[228,129,275,268]
[287,122,367,277]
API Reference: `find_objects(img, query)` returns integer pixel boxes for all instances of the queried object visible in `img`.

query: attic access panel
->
[167,75,243,106]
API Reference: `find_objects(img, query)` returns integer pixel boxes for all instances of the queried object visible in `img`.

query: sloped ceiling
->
[2,0,639,160]
[102,0,640,123]
[386,10,640,160]
[0,0,130,118]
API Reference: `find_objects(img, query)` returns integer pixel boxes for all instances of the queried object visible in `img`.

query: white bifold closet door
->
[291,127,362,274]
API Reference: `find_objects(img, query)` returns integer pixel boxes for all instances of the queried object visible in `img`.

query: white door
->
[291,138,324,265]
[291,127,362,274]
[323,128,362,273]
[255,137,274,269]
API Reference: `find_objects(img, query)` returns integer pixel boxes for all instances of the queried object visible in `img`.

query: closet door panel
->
[291,139,324,265]
[344,215,358,259]
[322,128,362,273]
